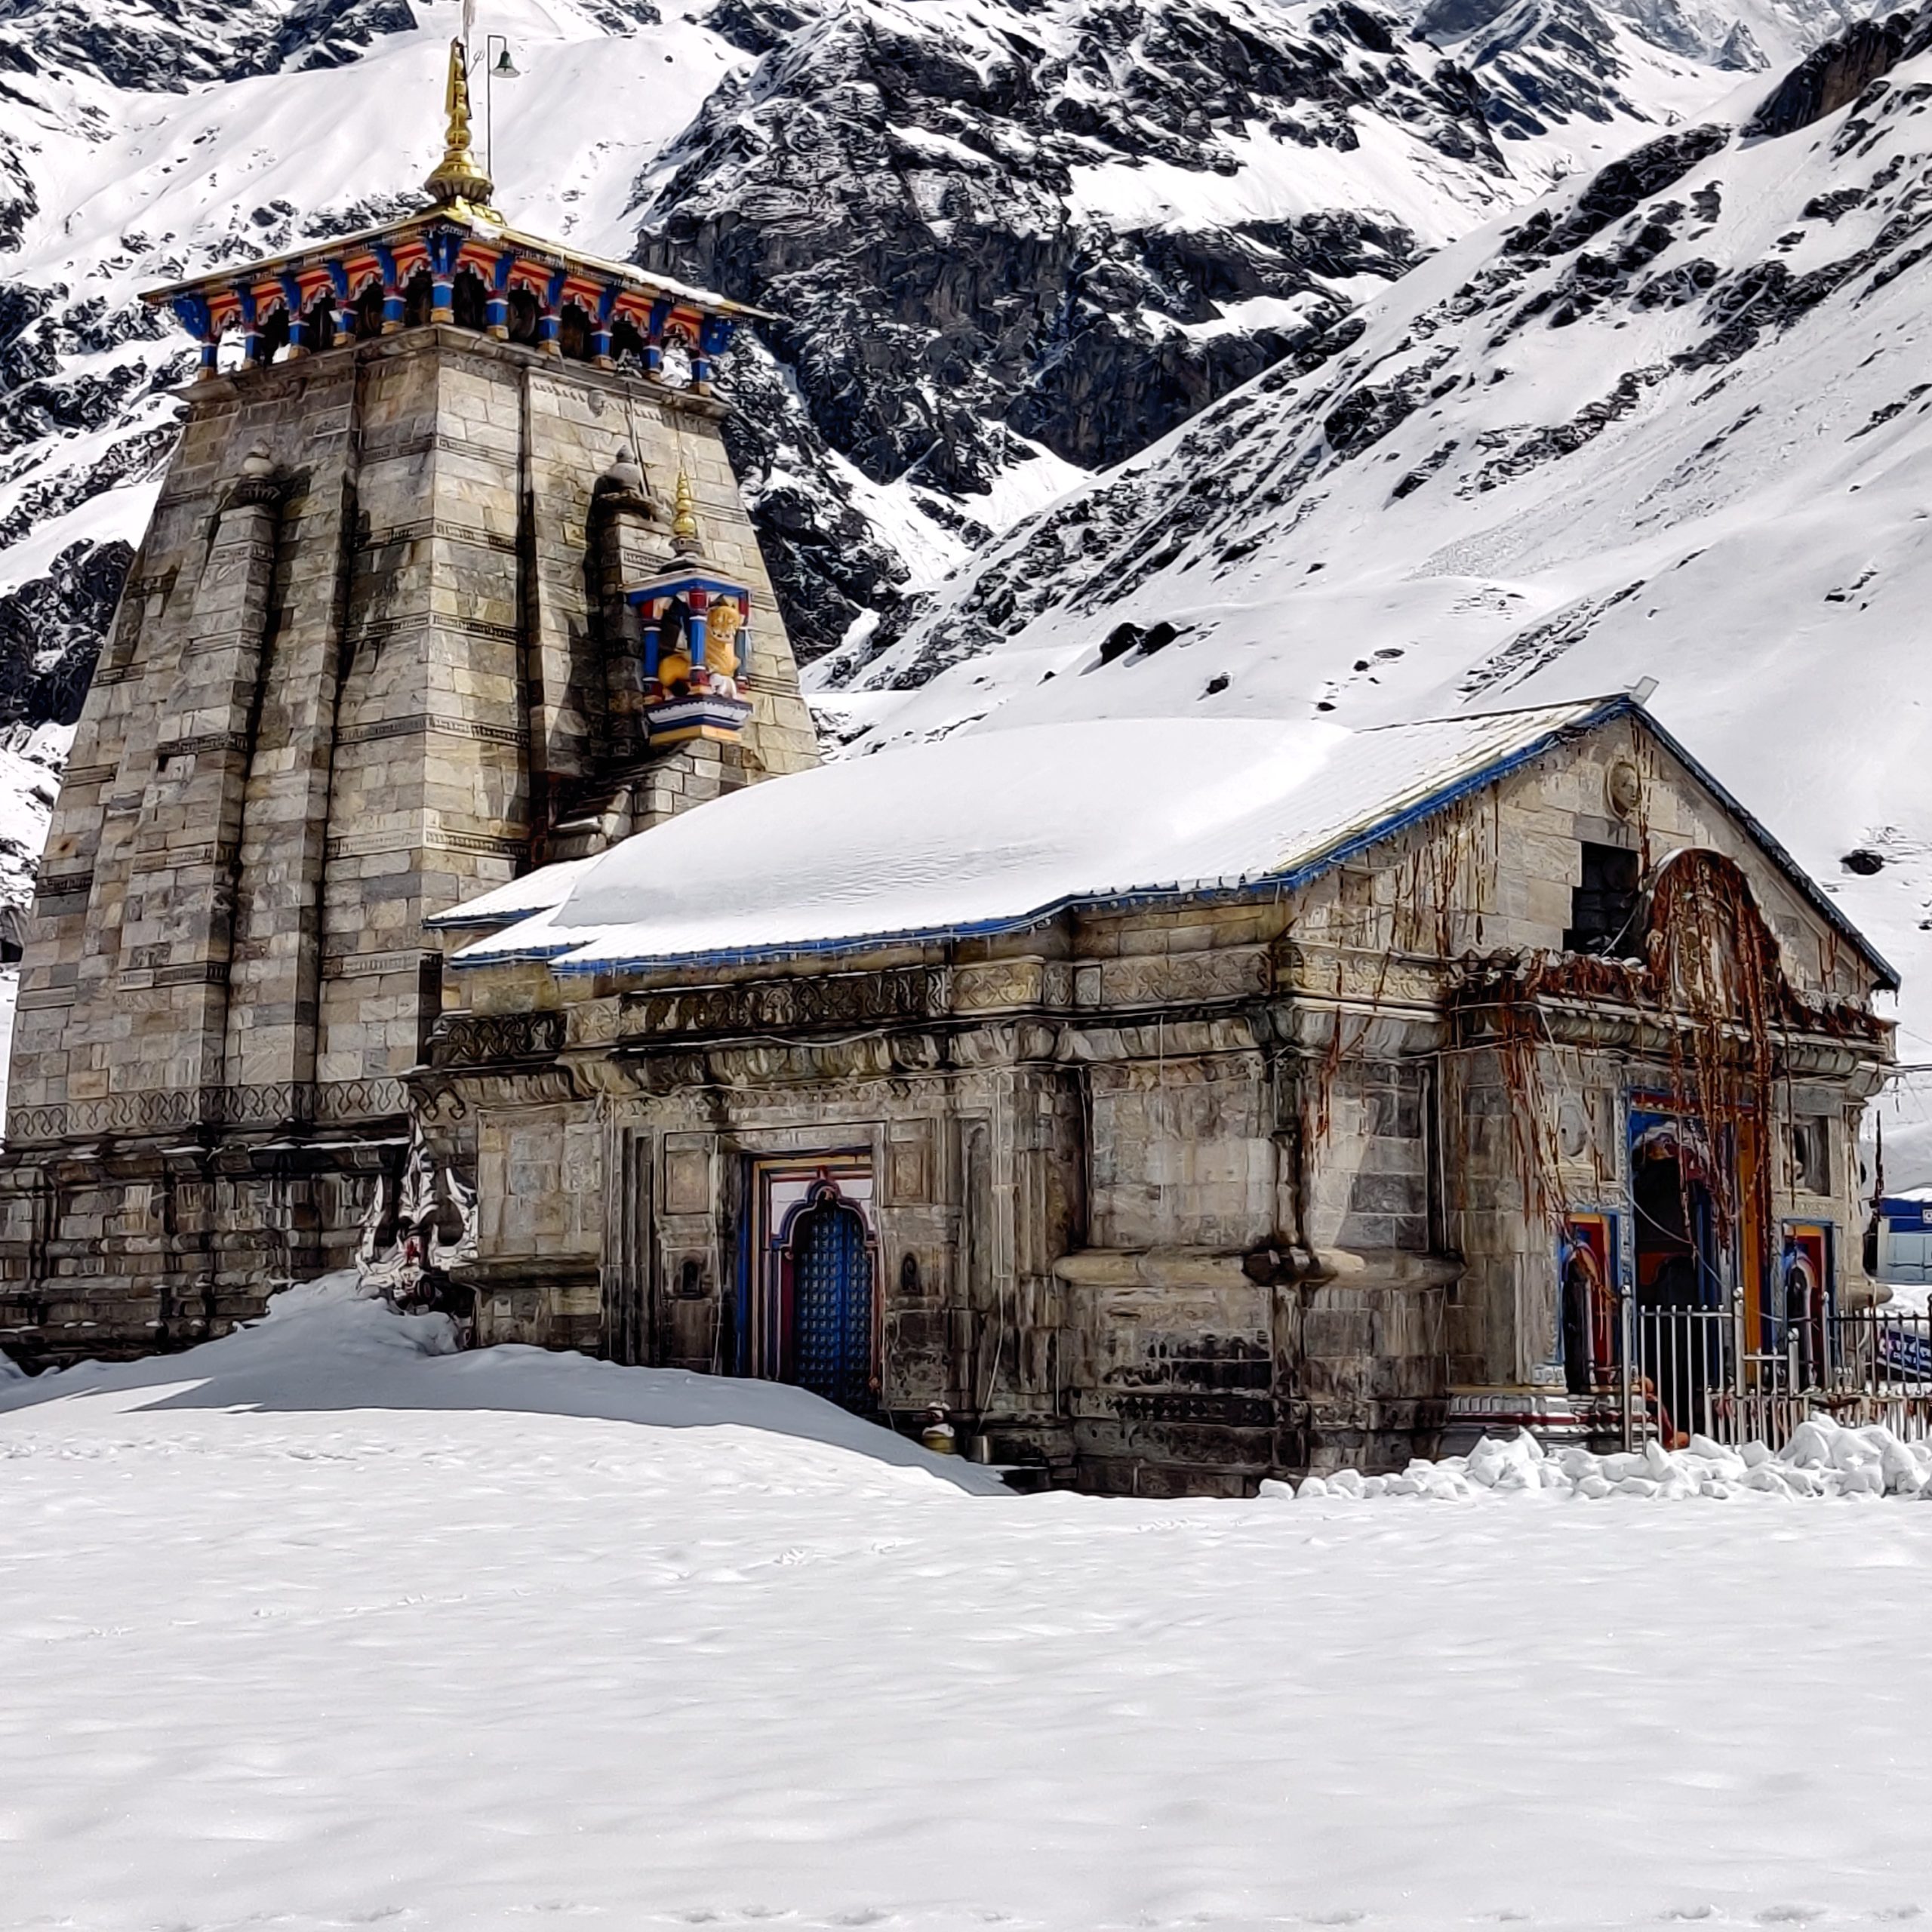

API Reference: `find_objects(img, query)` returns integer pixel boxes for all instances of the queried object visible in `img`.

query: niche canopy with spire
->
[141,36,770,385]
[625,470,756,748]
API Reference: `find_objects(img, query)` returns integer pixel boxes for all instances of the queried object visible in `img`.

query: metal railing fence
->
[1618,1302,1932,1449]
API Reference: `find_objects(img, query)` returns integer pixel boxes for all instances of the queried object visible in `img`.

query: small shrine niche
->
[627,568,755,748]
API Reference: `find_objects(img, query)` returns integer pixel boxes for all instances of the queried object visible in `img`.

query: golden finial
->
[423,38,498,214]
[671,469,702,552]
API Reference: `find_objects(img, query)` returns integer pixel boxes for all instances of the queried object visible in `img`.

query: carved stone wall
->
[0,323,817,1369]
[420,707,1895,1494]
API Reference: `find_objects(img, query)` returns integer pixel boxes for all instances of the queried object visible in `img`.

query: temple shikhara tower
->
[0,43,816,1364]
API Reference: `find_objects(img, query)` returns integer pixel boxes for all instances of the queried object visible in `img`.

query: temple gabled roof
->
[140,203,771,331]
[435,694,1900,990]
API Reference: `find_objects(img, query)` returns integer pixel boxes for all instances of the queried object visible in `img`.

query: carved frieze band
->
[620,967,950,1041]
[161,731,252,760]
[430,1009,568,1066]
[128,841,240,871]
[325,949,441,980]
[35,871,94,900]
[347,614,520,652]
[6,1076,408,1145]
[61,764,117,786]
[361,518,518,555]
[117,961,230,990]
[185,625,269,657]
[337,712,528,749]
[326,821,526,861]
[362,429,514,466]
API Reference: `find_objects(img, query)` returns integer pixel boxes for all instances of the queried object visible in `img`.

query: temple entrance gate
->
[742,1158,881,1414]
[788,1185,877,1411]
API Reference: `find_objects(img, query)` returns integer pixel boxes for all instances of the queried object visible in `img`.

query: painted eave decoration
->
[142,209,771,325]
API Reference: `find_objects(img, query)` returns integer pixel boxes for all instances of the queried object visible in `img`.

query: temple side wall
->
[420,718,1891,1494]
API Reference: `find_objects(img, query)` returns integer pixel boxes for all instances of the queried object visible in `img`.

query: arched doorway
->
[783,1181,876,1411]
[1630,1114,1727,1443]
[1560,1237,1614,1398]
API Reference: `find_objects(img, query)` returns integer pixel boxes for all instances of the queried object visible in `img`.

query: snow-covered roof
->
[444,694,1896,984]
[430,856,598,931]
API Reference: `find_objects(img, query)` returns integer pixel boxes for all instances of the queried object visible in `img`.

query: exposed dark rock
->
[1746,6,1932,137]
[0,0,416,92]
[0,538,131,727]
[1517,124,1732,259]
[576,0,665,29]
[713,341,914,661]
[1842,848,1887,874]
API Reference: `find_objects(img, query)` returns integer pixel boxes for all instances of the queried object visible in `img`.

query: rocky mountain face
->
[0,0,1868,721]
[811,4,1932,1095]
[0,0,419,90]
[635,0,1526,650]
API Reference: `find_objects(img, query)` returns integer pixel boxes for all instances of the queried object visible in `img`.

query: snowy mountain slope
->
[0,0,1863,688]
[1410,0,1872,84]
[810,16,1932,1109]
[632,0,1539,646]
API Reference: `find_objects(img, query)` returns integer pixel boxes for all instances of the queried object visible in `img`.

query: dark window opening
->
[401,268,433,328]
[507,287,540,345]
[355,280,385,337]
[1564,840,1641,956]
[558,302,592,361]
[0,938,22,964]
[452,269,488,331]
[611,316,645,369]
[303,295,337,352]
[1792,1117,1832,1194]
[257,306,291,361]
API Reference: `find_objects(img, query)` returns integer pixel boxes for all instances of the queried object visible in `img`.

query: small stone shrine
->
[0,40,816,1364]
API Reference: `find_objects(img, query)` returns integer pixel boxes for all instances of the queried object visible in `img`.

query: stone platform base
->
[0,1126,402,1371]
[1437,1388,1629,1457]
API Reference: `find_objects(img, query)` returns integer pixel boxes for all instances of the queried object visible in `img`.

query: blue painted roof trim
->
[494,694,1897,990]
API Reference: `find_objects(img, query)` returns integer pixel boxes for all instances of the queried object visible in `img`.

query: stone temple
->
[0,45,1906,1497]
[0,41,816,1364]
[416,696,1895,1493]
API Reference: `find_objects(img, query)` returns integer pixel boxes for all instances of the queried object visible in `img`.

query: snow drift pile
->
[1281,1417,1932,1502]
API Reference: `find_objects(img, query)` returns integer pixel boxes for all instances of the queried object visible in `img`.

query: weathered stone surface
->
[417,706,1892,1495]
[0,322,817,1368]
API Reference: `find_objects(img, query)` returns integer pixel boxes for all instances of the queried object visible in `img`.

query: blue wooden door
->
[790,1196,875,1411]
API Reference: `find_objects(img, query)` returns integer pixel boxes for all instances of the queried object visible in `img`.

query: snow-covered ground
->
[8,1280,1932,1932]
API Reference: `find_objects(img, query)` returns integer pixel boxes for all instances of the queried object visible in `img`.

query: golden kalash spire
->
[423,37,499,215]
[671,469,703,553]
